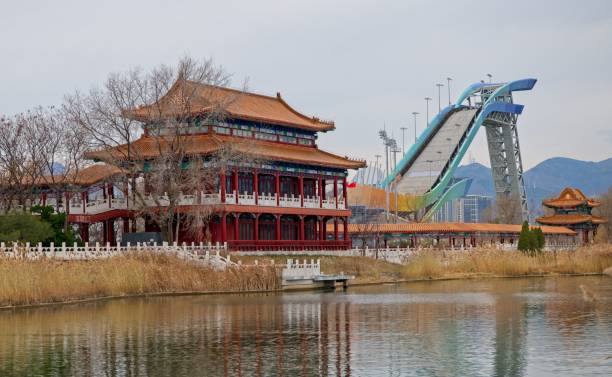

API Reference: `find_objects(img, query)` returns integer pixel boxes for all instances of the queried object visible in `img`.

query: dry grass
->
[235,244,612,283]
[2,245,611,308]
[0,253,279,307]
[403,244,612,280]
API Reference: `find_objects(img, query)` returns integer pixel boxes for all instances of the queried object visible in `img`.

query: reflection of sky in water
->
[0,276,611,376]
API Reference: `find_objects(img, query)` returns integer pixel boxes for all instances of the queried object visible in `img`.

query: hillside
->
[454,157,612,216]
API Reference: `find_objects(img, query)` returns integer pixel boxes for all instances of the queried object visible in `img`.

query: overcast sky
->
[1,0,611,170]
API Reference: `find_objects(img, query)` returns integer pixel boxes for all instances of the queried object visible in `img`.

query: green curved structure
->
[379,79,537,221]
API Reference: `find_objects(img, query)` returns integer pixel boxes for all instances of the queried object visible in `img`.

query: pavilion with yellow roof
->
[536,187,606,244]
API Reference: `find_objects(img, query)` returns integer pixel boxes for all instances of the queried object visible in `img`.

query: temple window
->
[255,132,277,141]
[258,175,275,195]
[280,176,299,196]
[213,126,231,135]
[238,173,254,194]
[298,138,314,146]
[279,135,297,144]
[233,129,252,138]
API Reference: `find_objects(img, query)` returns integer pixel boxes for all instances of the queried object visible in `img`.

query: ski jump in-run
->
[356,78,537,222]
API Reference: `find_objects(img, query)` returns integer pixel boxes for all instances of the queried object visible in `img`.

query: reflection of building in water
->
[493,291,527,377]
[2,280,610,376]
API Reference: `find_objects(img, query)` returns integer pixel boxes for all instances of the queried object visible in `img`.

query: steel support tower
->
[482,89,529,221]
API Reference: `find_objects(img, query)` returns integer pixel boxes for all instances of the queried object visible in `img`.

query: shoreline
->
[1,271,605,312]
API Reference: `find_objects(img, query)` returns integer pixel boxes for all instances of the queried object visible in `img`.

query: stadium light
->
[424,97,432,126]
[436,83,444,112]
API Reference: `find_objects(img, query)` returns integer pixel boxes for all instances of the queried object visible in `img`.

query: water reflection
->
[0,277,611,376]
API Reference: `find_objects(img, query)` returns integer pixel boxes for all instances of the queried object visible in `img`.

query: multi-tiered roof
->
[87,80,365,170]
[536,187,606,226]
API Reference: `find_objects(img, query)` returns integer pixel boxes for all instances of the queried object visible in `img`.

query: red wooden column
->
[275,173,280,206]
[220,171,226,203]
[254,214,259,242]
[333,177,338,208]
[319,217,325,241]
[102,221,107,244]
[233,169,239,204]
[299,216,305,242]
[317,177,323,208]
[234,214,240,241]
[343,177,348,207]
[343,218,349,242]
[106,219,115,245]
[333,217,338,241]
[79,224,89,243]
[275,215,281,241]
[81,191,87,213]
[298,175,304,207]
[253,170,259,205]
[123,217,130,234]
[221,213,227,243]
[41,192,46,206]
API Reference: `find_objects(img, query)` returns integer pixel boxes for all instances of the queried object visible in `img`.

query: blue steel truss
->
[380,78,537,222]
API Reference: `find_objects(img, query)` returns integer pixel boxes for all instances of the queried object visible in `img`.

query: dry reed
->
[0,253,279,307]
[236,244,612,283]
[402,244,612,280]
[2,245,611,308]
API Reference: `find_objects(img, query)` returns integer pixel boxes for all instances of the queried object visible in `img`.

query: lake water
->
[1,276,611,376]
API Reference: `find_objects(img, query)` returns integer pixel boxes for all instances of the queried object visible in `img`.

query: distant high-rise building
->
[459,195,493,223]
[432,194,492,223]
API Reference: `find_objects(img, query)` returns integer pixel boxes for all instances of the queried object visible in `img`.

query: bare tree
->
[0,112,45,212]
[594,187,612,243]
[486,195,522,224]
[64,55,256,242]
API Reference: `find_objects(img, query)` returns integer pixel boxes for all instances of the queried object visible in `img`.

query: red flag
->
[347,182,357,188]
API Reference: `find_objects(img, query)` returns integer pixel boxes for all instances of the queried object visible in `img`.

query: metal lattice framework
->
[379,78,537,222]
[483,99,529,221]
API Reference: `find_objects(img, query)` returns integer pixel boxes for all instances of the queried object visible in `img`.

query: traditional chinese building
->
[536,187,606,244]
[332,222,577,249]
[53,81,365,250]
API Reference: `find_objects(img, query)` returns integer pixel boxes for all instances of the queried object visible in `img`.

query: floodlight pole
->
[412,111,419,143]
[436,83,444,112]
[424,97,432,126]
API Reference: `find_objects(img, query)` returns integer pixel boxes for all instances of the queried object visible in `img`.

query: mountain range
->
[454,157,612,216]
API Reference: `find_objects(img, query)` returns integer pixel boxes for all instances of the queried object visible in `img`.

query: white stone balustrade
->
[201,192,221,204]
[279,194,301,208]
[0,241,234,269]
[225,191,237,203]
[303,196,320,208]
[238,191,256,205]
[281,258,321,280]
[3,189,346,216]
[257,193,277,206]
[322,198,336,209]
[337,198,346,209]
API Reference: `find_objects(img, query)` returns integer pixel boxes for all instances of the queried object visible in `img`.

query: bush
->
[518,221,531,253]
[0,213,54,244]
[533,227,545,250]
[30,205,78,245]
[518,222,545,255]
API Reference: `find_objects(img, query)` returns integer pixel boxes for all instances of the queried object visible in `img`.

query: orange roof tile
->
[543,187,601,208]
[124,80,335,132]
[331,222,576,235]
[85,134,365,170]
[24,164,124,187]
[536,214,607,225]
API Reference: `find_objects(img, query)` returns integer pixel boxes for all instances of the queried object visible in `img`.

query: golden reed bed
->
[0,253,279,308]
[1,245,610,308]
